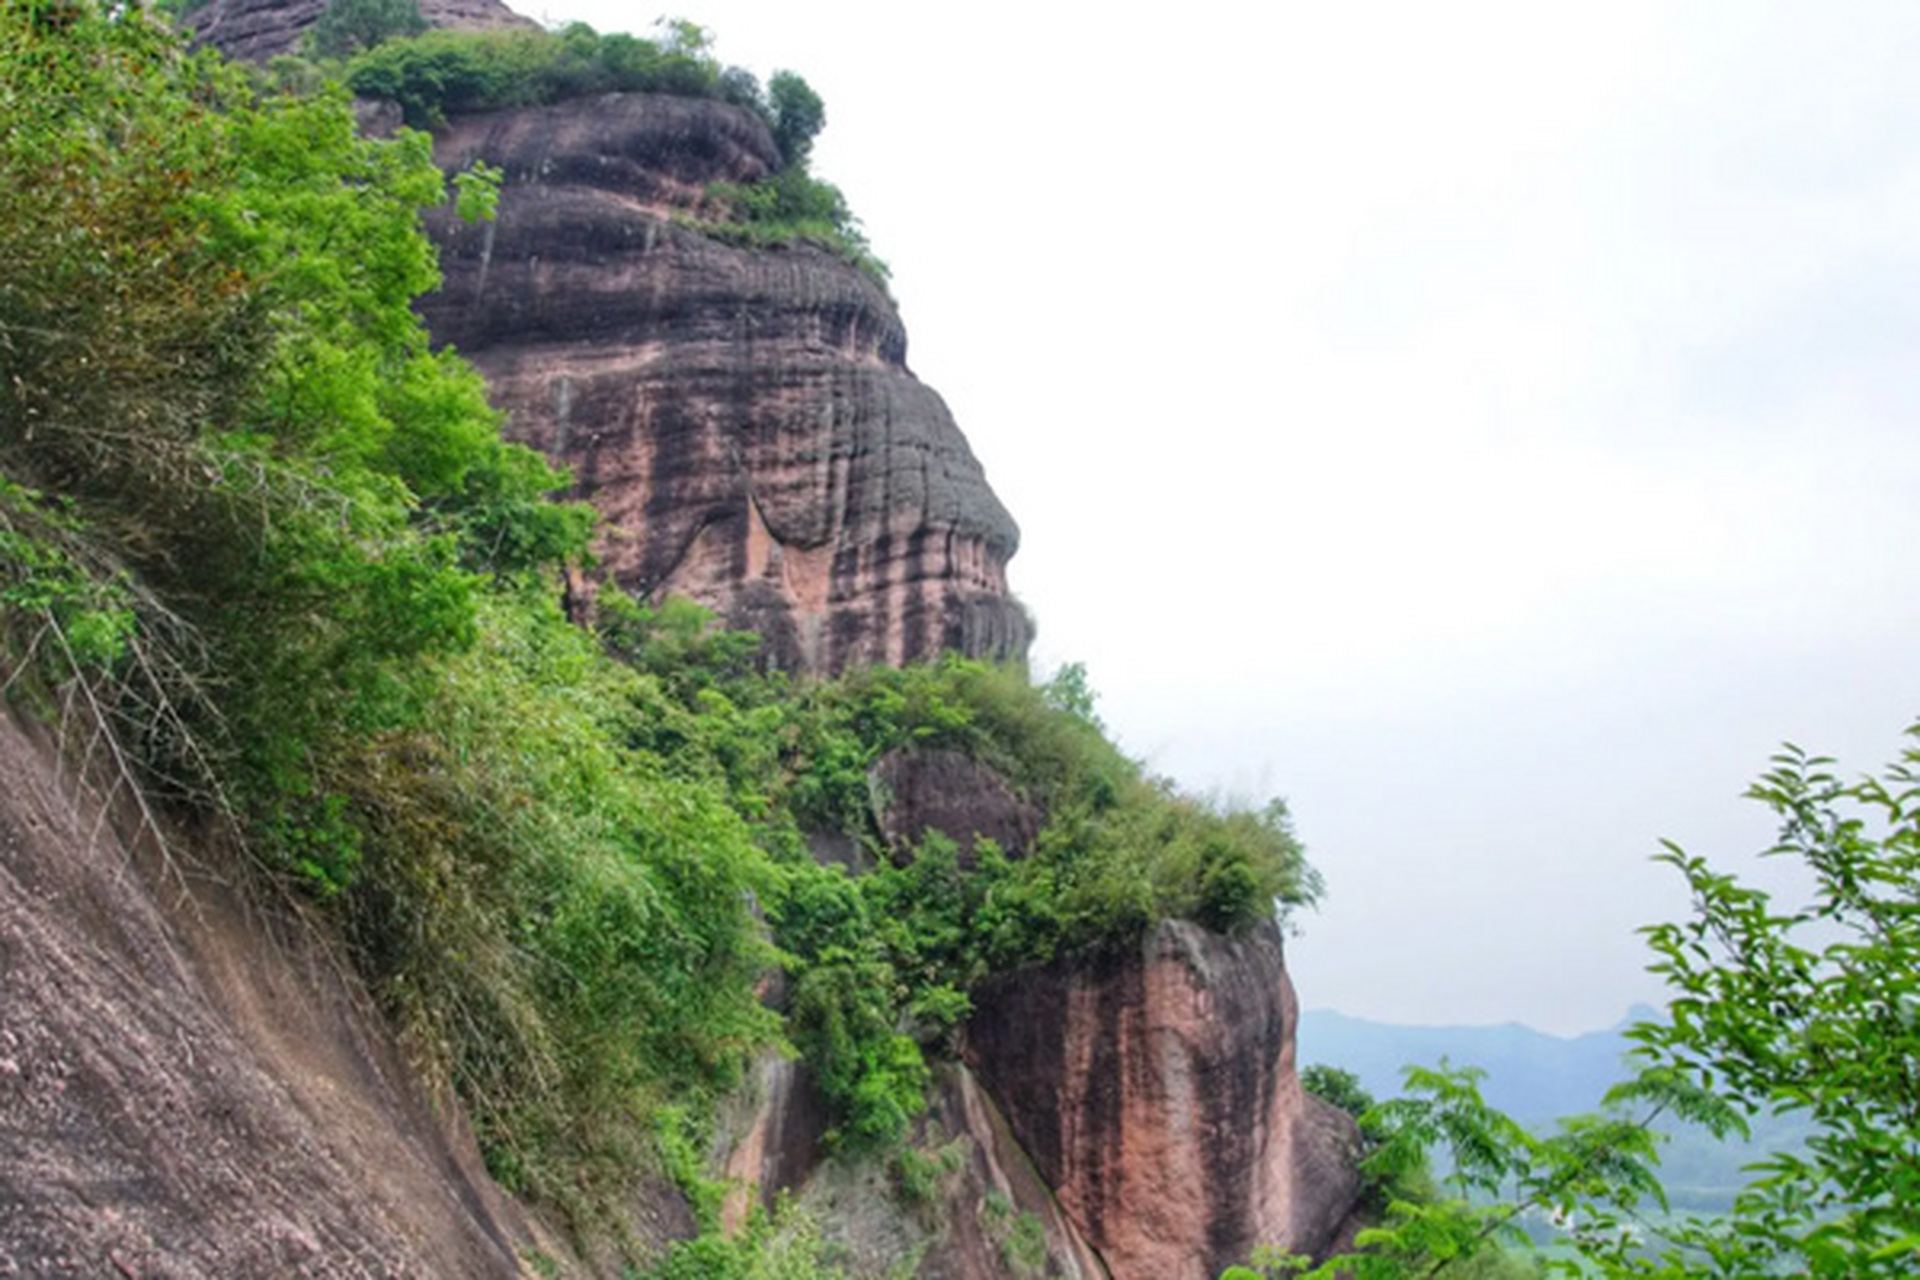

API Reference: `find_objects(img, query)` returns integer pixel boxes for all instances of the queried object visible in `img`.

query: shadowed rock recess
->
[416,98,1031,673]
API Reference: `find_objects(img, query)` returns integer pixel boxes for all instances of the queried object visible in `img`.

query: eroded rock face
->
[186,0,536,63]
[965,920,1364,1279]
[416,96,1030,673]
[0,710,543,1279]
[870,748,1041,864]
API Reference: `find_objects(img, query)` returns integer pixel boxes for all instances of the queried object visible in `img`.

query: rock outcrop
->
[723,751,1362,1278]
[721,1059,1107,1280]
[871,747,1042,864]
[966,920,1364,1279]
[185,0,535,63]
[0,708,548,1279]
[416,97,1030,672]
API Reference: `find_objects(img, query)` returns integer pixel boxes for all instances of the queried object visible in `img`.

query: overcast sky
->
[533,0,1920,1035]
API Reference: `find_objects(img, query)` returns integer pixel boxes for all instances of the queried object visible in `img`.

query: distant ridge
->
[1298,1006,1809,1214]
[1296,1008,1645,1124]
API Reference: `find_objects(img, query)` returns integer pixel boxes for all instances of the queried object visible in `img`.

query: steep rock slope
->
[0,709,540,1279]
[186,0,535,62]
[967,921,1364,1279]
[416,98,1030,672]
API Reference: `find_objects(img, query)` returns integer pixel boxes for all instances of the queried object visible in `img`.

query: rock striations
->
[967,920,1364,1279]
[416,97,1031,672]
[405,76,1354,1280]
[0,709,541,1279]
[186,0,535,63]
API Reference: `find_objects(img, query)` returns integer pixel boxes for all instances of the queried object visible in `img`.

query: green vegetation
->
[2,4,1312,1262]
[890,1138,969,1215]
[309,0,425,60]
[702,169,888,285]
[341,21,760,128]
[638,1196,850,1280]
[335,17,883,281]
[767,69,825,168]
[1256,729,1920,1279]
[978,1191,1049,1279]
[620,643,1320,1154]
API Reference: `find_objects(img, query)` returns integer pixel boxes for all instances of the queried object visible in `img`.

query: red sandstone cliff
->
[966,920,1364,1279]
[0,708,555,1278]
[415,98,1031,673]
[713,912,1362,1279]
[145,13,1359,1275]
[719,1056,1108,1280]
[186,0,534,62]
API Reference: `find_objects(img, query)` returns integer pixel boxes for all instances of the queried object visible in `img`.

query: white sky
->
[529,0,1920,1034]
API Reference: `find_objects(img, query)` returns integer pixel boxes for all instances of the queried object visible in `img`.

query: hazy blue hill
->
[1299,1006,1812,1213]
[1297,1007,1653,1124]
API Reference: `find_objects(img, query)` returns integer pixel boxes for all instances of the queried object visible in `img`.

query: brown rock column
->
[965,920,1363,1279]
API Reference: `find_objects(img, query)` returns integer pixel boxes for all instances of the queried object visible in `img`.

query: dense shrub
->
[308,0,424,59]
[343,22,762,128]
[337,21,880,276]
[702,168,890,284]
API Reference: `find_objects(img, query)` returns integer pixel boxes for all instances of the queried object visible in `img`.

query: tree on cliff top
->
[768,68,825,166]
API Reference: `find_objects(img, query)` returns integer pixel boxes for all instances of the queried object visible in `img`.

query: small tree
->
[308,0,425,59]
[768,69,825,167]
[1302,1064,1378,1125]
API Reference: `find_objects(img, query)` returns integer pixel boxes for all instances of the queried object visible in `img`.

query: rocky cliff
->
[186,0,534,63]
[714,914,1363,1279]
[0,708,551,1279]
[416,98,1031,672]
[400,75,1353,1280]
[967,921,1364,1279]
[32,11,1362,1278]
[719,1057,1108,1280]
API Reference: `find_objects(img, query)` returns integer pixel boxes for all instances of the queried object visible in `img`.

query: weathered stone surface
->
[965,920,1364,1279]
[870,747,1041,864]
[0,708,546,1279]
[719,1054,829,1228]
[186,0,536,63]
[416,96,1030,673]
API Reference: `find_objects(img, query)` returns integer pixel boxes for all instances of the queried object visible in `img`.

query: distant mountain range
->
[1296,1006,1809,1213]
[1297,1006,1659,1123]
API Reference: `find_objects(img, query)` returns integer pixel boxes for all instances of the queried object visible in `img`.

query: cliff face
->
[966,921,1364,1279]
[185,0,535,62]
[416,98,1031,673]
[94,15,1357,1276]
[0,709,548,1279]
[411,94,1353,1273]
